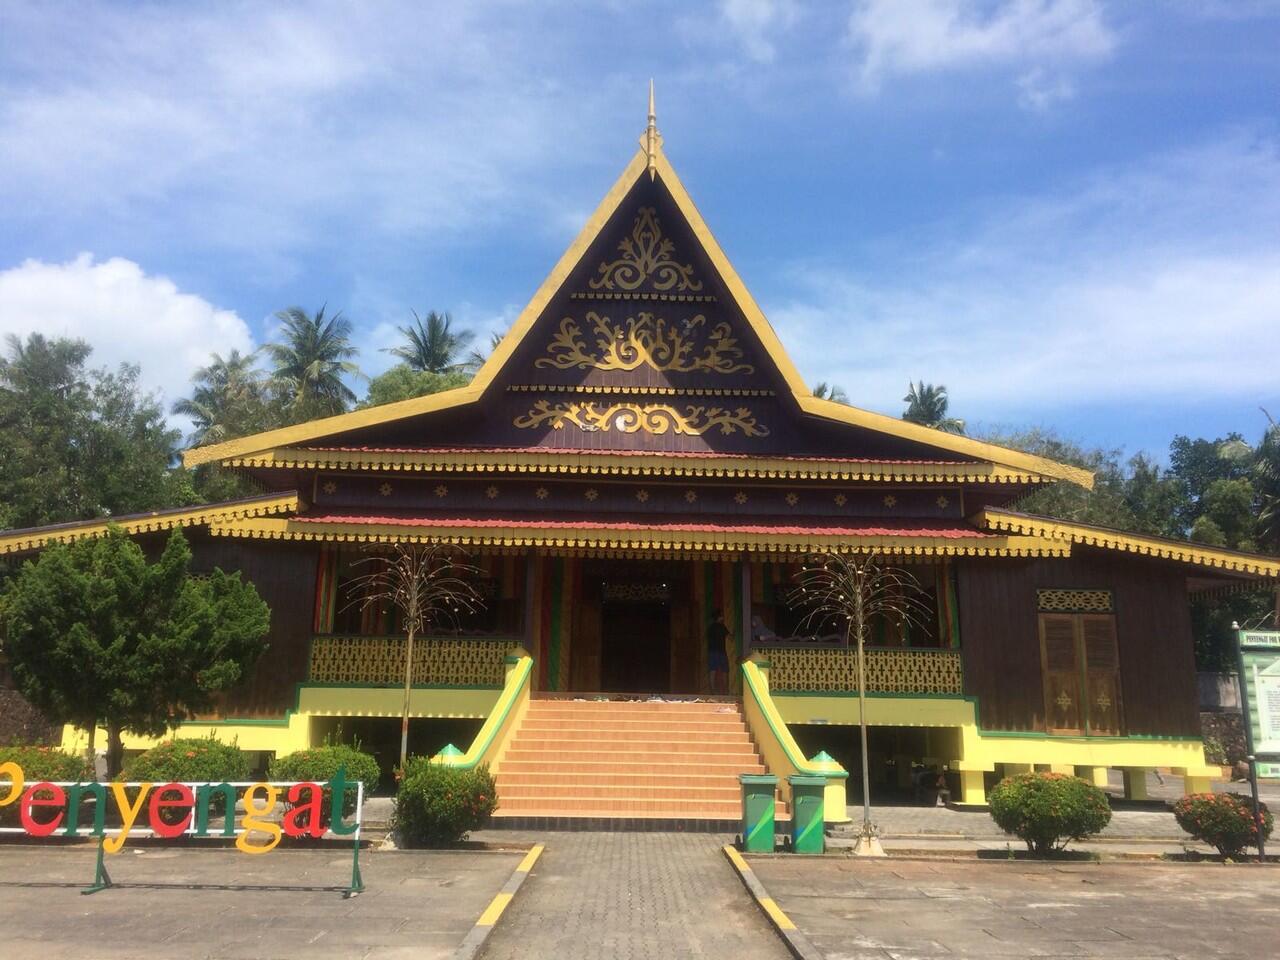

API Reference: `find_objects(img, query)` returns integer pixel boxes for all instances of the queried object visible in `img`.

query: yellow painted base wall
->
[59,686,503,759]
[770,693,1221,804]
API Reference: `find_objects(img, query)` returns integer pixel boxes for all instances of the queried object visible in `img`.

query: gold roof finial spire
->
[642,78,662,180]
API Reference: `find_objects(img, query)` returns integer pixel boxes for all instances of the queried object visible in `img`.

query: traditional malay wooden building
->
[5,105,1279,823]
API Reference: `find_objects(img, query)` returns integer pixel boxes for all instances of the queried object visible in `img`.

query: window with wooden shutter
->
[1040,614,1083,734]
[1081,614,1123,735]
[1037,604,1125,736]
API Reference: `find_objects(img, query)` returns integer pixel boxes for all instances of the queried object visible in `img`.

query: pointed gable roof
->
[184,134,1092,489]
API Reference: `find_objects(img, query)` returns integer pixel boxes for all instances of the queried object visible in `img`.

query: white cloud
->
[769,131,1280,419]
[0,254,254,415]
[846,0,1115,102]
[718,0,799,63]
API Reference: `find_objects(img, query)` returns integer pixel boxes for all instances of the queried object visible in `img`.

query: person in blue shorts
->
[707,609,730,694]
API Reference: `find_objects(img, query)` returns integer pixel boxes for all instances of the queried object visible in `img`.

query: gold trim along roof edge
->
[0,493,299,557]
[978,508,1280,578]
[231,447,1051,483]
[209,515,1068,559]
[181,142,1093,491]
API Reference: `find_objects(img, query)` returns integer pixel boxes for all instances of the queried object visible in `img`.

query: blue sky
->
[1,1,1278,459]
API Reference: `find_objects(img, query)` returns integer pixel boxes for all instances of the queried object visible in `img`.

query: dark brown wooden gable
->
[316,168,987,463]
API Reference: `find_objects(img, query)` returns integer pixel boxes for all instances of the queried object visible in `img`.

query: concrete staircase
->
[492,698,766,823]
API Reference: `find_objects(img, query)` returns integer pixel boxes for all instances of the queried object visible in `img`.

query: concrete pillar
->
[1184,775,1214,796]
[1048,764,1075,776]
[1001,762,1033,778]
[1122,769,1149,801]
[1074,766,1110,789]
[958,769,986,805]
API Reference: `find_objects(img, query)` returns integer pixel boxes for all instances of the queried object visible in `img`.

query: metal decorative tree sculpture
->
[345,543,486,772]
[790,551,930,856]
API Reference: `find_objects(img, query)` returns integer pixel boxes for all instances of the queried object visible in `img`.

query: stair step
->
[495,796,746,815]
[497,772,754,788]
[498,759,767,776]
[513,729,751,743]
[529,701,742,714]
[493,783,741,800]
[509,736,755,752]
[520,718,749,732]
[503,749,763,765]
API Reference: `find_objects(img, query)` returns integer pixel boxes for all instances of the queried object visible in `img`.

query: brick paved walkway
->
[473,833,790,960]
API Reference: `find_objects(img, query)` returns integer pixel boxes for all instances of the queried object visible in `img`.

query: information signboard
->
[1239,630,1280,763]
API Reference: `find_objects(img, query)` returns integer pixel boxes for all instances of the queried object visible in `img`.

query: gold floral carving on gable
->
[536,312,753,375]
[513,400,769,438]
[590,207,703,292]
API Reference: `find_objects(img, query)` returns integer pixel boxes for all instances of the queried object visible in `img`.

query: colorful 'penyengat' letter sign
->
[0,760,363,854]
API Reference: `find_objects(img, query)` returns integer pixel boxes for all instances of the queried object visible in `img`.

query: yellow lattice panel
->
[765,647,963,695]
[309,636,509,686]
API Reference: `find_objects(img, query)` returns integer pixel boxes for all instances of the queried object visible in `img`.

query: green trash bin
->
[787,774,827,854]
[739,774,778,853]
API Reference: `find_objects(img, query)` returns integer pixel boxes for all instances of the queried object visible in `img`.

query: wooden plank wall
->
[188,533,318,719]
[957,549,1200,737]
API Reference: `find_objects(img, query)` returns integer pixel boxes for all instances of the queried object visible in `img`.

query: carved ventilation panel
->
[1037,589,1114,613]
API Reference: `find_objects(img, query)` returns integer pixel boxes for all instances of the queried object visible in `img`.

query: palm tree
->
[1221,410,1280,552]
[463,330,507,374]
[385,310,474,374]
[812,381,849,404]
[266,306,361,420]
[903,381,965,434]
[172,349,267,445]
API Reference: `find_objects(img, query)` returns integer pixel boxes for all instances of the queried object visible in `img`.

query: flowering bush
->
[394,759,497,847]
[122,738,250,821]
[0,745,93,826]
[268,743,381,825]
[1173,792,1272,858]
[988,772,1112,855]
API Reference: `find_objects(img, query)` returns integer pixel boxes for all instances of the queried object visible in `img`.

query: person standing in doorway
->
[707,609,730,694]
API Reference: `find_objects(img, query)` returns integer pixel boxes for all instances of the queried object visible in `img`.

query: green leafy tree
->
[0,333,188,529]
[361,365,470,407]
[385,310,473,374]
[812,381,849,404]
[903,381,965,434]
[266,306,361,421]
[172,349,274,446]
[1,527,270,775]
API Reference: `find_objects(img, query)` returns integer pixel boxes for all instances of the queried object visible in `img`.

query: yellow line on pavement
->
[724,845,751,872]
[516,843,545,873]
[476,892,514,927]
[758,897,797,931]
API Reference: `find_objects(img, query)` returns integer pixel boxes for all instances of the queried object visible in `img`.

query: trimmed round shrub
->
[0,745,93,826]
[989,772,1112,855]
[123,738,250,821]
[1173,792,1273,859]
[268,743,380,827]
[394,759,497,847]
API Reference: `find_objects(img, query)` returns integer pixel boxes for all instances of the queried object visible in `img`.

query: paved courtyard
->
[472,831,790,960]
[0,844,522,960]
[750,856,1280,959]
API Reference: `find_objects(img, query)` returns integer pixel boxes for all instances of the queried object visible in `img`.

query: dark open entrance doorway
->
[597,560,678,693]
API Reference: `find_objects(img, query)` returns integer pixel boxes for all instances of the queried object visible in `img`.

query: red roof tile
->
[291,510,994,539]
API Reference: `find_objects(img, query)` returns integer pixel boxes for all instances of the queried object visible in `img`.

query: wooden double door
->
[570,560,704,694]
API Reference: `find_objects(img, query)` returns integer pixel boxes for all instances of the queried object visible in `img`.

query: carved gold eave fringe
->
[979,509,1280,578]
[0,493,299,556]
[209,516,1067,560]
[232,447,1051,485]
